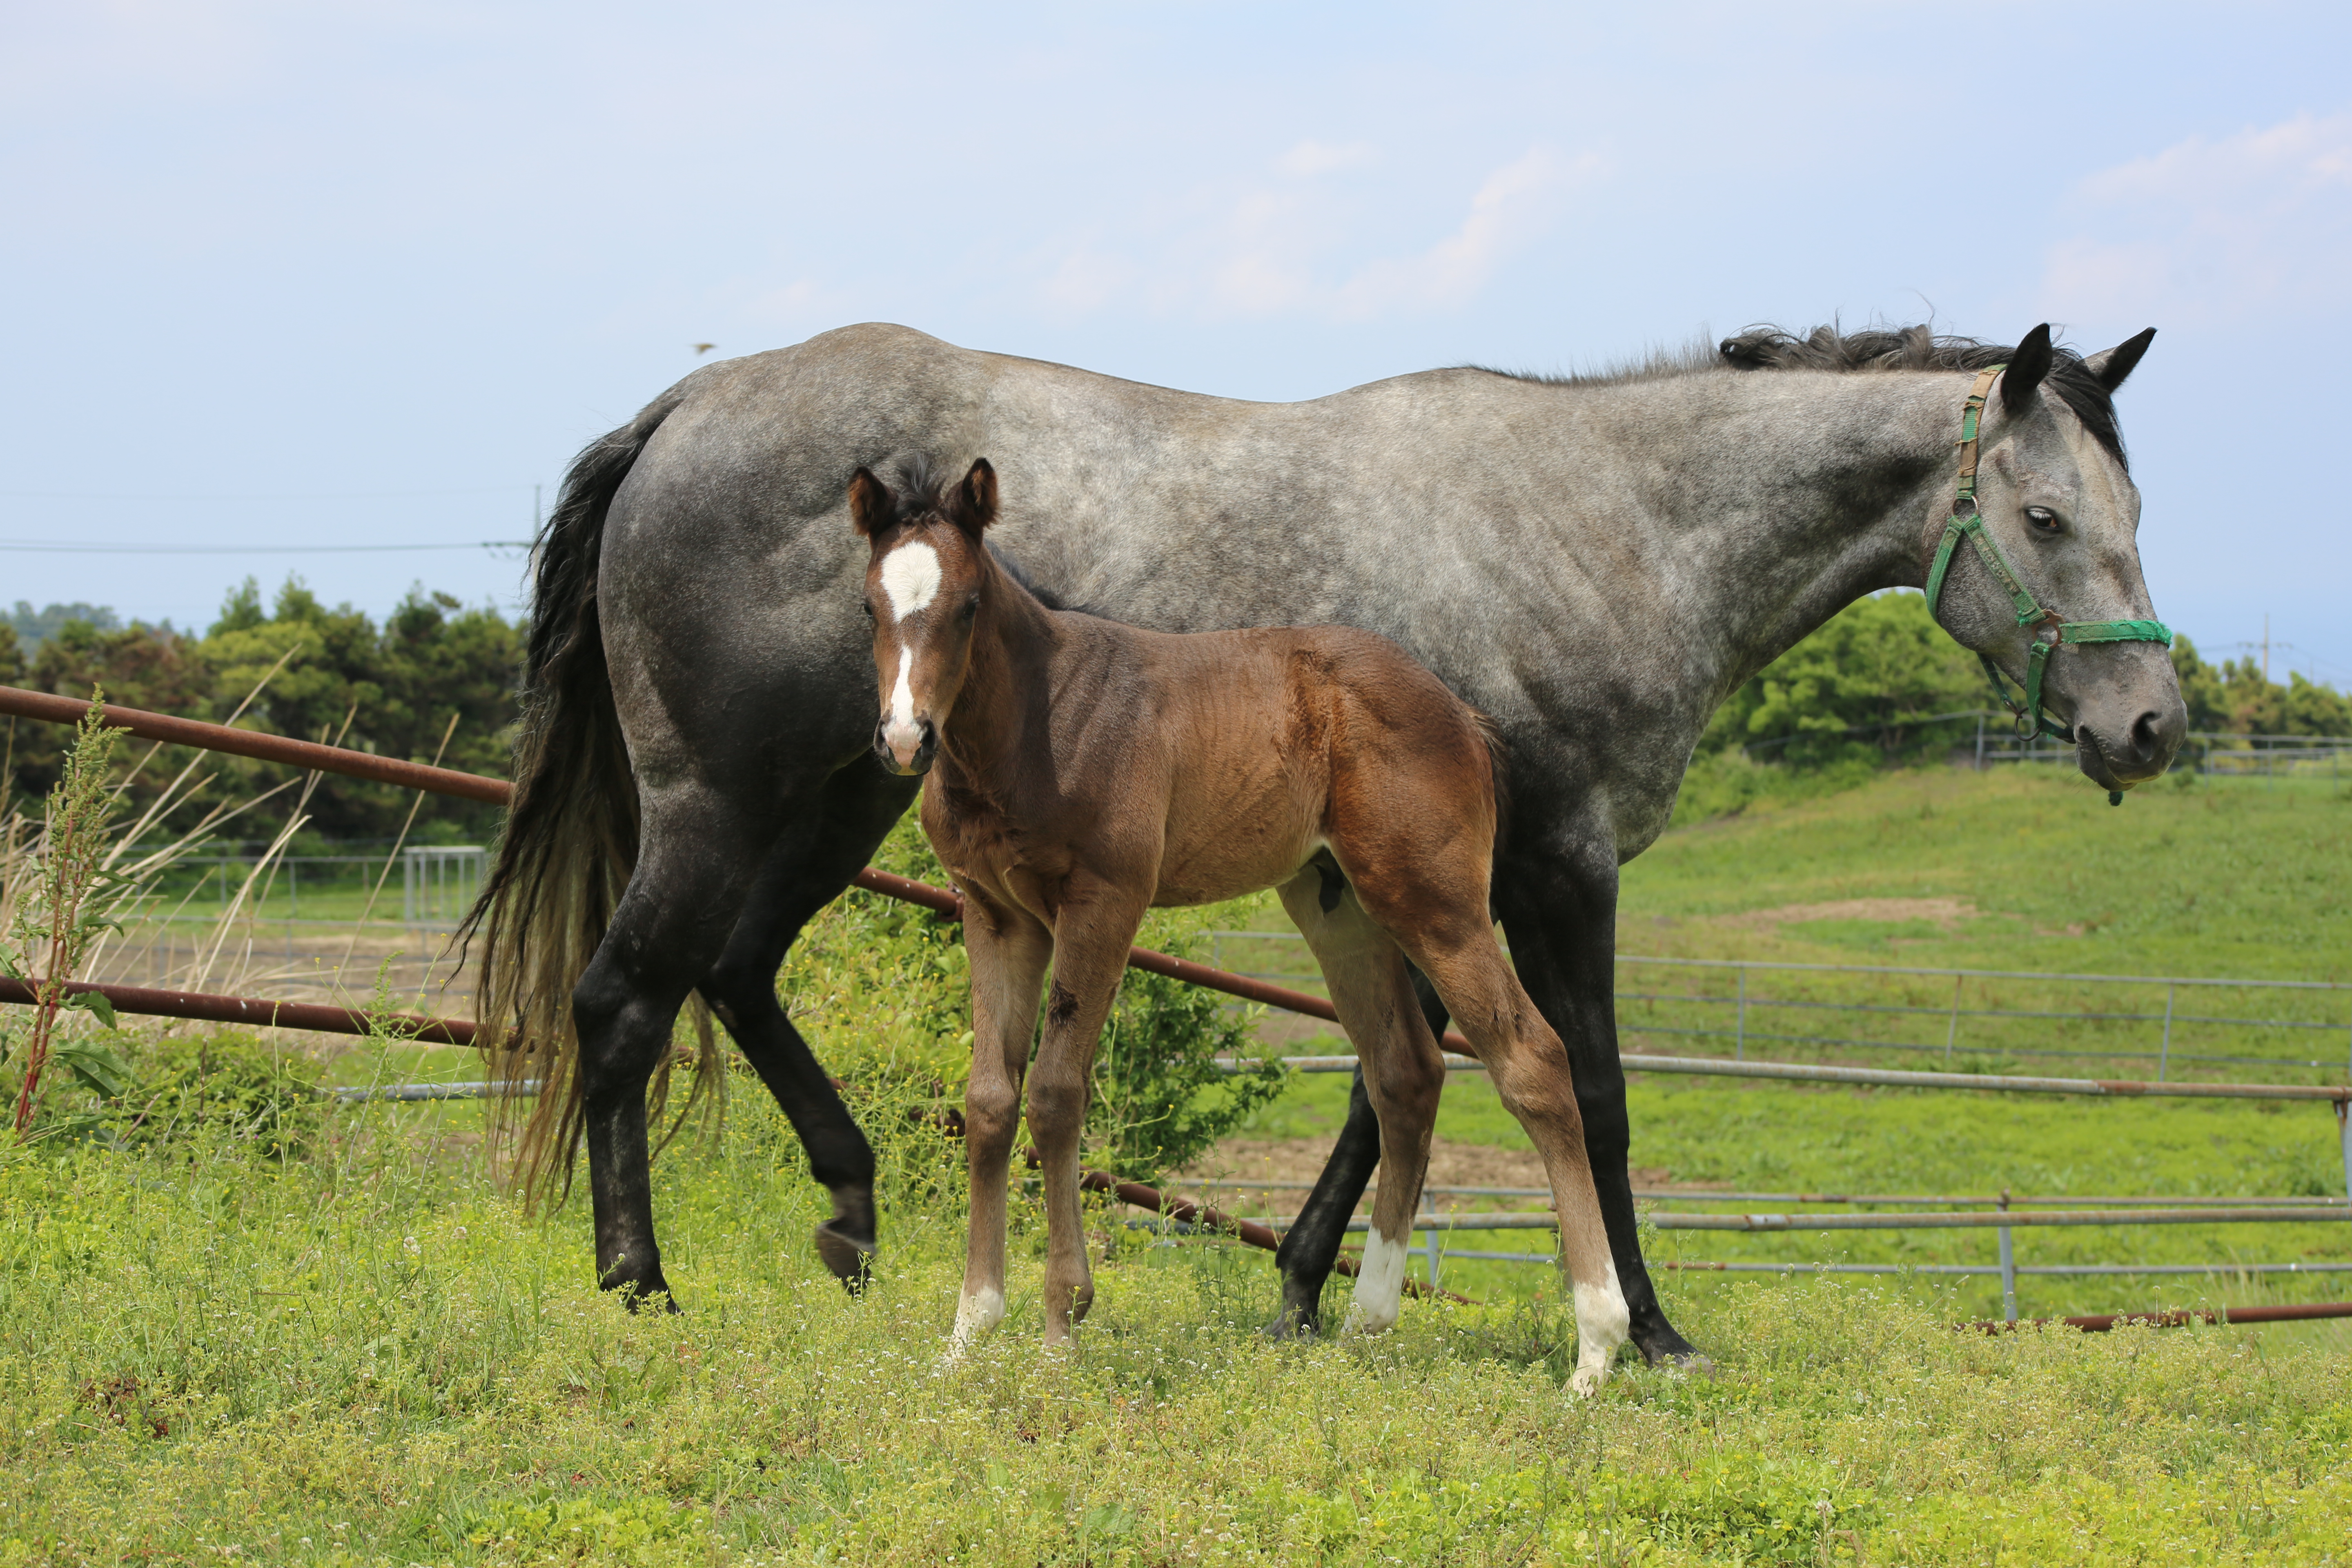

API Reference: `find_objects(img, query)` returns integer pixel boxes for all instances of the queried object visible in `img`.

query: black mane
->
[1479,323,2129,469]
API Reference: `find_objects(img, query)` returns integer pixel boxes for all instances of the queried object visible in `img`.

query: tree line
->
[1699,591,2351,766]
[3,580,519,844]
[5,582,2345,845]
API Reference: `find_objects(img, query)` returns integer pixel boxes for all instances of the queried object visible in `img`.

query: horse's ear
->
[848,467,892,537]
[2083,327,2156,393]
[2000,324,2054,417]
[947,458,998,536]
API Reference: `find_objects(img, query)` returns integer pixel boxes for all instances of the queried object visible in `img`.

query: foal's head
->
[849,457,1000,776]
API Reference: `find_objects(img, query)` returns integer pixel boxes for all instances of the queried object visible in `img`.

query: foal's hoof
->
[814,1221,876,1293]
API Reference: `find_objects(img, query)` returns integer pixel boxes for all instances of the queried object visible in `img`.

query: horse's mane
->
[1475,323,2128,469]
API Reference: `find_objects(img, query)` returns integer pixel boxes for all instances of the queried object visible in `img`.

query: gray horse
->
[467,319,2181,1367]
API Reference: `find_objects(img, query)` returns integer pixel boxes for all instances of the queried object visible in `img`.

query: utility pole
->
[2263,614,2270,685]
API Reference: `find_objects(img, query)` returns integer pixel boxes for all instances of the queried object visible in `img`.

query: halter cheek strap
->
[1922,364,2173,785]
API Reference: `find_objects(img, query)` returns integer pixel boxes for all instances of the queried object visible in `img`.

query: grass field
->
[6,762,2350,1564]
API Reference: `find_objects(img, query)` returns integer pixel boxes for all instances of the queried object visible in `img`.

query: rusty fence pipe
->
[0,975,479,1047]
[0,685,510,804]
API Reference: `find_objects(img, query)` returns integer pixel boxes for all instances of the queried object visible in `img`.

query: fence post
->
[2158,982,2175,1083]
[1735,967,1747,1062]
[1974,713,1984,770]
[1422,1187,1440,1293]
[1998,1188,2017,1323]
[2339,1100,2350,1208]
[288,861,298,921]
[1944,974,1963,1068]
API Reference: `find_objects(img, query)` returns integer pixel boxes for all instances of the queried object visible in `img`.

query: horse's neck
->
[1617,372,1961,707]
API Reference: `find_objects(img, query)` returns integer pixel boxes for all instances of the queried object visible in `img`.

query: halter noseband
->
[1922,364,2172,795]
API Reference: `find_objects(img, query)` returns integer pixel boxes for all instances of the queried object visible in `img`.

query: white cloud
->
[2042,111,2352,327]
[1277,140,1375,177]
[1332,145,1601,319]
[1033,142,1603,324]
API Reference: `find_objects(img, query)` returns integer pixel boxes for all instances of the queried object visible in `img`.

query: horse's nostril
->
[2128,710,2162,762]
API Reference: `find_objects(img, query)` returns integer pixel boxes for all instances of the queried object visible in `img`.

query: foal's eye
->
[2024,506,2062,535]
[861,600,875,620]
[961,596,981,620]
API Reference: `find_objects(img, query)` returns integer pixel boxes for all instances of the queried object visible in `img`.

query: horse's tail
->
[461,388,698,1206]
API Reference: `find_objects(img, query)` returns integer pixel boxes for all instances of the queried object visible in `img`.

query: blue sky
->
[5,2,2348,685]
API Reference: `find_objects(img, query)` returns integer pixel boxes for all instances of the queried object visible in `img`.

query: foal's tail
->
[459,388,699,1206]
[1466,706,1512,849]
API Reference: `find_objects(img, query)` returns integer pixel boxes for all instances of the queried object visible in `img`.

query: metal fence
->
[1209,935,2352,1082]
[1979,726,2352,780]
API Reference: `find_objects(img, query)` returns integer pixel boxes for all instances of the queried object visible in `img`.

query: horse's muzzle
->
[877,719,937,777]
[2076,701,2185,793]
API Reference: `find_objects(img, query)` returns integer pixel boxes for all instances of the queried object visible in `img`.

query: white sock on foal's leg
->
[1569,1261,1631,1395]
[951,1285,1006,1349]
[1345,1226,1410,1334]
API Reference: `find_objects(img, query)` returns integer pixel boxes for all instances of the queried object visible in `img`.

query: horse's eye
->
[861,600,875,620]
[2024,507,2062,535]
[962,596,981,620]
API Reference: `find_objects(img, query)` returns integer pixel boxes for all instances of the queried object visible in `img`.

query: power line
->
[0,485,532,501]
[0,539,531,555]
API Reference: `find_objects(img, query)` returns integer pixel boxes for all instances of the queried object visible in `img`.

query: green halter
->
[1922,364,2172,800]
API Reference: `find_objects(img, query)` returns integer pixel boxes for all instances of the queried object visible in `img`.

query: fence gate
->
[401,845,485,929]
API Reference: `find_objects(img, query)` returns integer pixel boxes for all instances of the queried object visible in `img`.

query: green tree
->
[2167,636,2231,732]
[1700,591,1981,765]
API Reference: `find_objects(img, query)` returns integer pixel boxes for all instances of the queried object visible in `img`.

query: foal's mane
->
[872,451,1076,611]
[1475,323,2128,469]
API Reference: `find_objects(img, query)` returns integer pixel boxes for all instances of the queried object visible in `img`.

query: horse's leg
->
[1493,837,1705,1368]
[1274,871,1445,1337]
[1269,970,1450,1337]
[571,788,776,1305]
[1028,880,1149,1345]
[700,765,919,1286]
[952,890,1052,1348]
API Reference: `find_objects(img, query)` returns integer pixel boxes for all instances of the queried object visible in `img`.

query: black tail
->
[461,388,699,1203]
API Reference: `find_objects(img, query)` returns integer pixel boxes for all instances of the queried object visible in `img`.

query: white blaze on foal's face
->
[873,539,944,770]
[880,539,943,621]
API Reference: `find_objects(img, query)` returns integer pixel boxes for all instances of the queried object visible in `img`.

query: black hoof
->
[1264,1304,1322,1342]
[602,1273,678,1313]
[814,1221,875,1293]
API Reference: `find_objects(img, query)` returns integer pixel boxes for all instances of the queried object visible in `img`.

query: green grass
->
[7,1076,2352,1567]
[7,764,2349,1564]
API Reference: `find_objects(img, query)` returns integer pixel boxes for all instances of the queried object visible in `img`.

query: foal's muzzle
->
[877,718,937,777]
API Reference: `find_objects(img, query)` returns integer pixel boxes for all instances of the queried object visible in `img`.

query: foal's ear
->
[1999,324,2054,417]
[946,458,999,536]
[848,467,893,538]
[2082,327,2157,393]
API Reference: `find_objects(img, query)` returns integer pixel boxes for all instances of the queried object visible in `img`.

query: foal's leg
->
[1271,971,1450,1337]
[1357,882,1630,1392]
[1029,881,1150,1345]
[1275,871,1446,1337]
[953,892,1052,1348]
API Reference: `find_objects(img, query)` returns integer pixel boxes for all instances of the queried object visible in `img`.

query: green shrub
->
[95,1029,329,1160]
[775,811,1283,1186]
[1089,921,1286,1185]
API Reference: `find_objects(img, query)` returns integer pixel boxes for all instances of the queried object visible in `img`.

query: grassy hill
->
[1222,765,2352,1319]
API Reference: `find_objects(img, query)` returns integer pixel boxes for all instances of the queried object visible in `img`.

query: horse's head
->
[849,457,999,776]
[1925,325,2186,794]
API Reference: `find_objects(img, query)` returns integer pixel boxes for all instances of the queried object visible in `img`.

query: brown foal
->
[850,458,1630,1390]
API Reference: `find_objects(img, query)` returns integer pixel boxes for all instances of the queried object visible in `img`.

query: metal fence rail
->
[1212,933,2352,1080]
